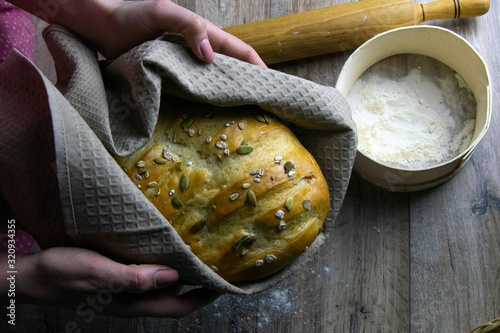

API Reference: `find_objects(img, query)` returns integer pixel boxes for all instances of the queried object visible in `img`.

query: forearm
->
[6,0,115,39]
[7,0,266,68]
[7,0,108,23]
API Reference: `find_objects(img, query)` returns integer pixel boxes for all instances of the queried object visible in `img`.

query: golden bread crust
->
[115,103,330,282]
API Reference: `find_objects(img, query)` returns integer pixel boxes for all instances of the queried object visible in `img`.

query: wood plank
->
[410,0,500,331]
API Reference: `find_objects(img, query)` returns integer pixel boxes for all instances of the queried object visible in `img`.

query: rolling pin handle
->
[422,0,490,22]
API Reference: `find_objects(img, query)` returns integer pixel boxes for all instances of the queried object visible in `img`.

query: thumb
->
[115,264,180,294]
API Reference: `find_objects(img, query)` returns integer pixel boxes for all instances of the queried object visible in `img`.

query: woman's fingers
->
[110,287,222,318]
[206,26,267,67]
[15,247,220,318]
[114,0,265,66]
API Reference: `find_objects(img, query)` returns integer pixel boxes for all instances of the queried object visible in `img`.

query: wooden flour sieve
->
[224,0,490,65]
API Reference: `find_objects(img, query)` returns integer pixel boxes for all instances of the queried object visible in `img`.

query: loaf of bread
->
[114,101,330,282]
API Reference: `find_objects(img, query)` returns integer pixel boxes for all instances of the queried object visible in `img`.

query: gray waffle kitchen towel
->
[0,25,356,294]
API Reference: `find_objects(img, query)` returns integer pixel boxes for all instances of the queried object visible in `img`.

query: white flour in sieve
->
[348,55,476,169]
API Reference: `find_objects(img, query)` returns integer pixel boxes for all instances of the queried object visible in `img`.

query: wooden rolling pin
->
[223,0,490,64]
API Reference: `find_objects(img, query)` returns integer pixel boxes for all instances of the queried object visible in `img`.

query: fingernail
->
[199,38,214,62]
[155,268,179,288]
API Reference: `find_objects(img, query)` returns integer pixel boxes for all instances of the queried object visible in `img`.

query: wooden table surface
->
[8,0,500,332]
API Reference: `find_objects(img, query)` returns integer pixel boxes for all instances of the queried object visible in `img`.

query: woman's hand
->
[8,0,266,67]
[1,247,221,318]
[91,0,267,66]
